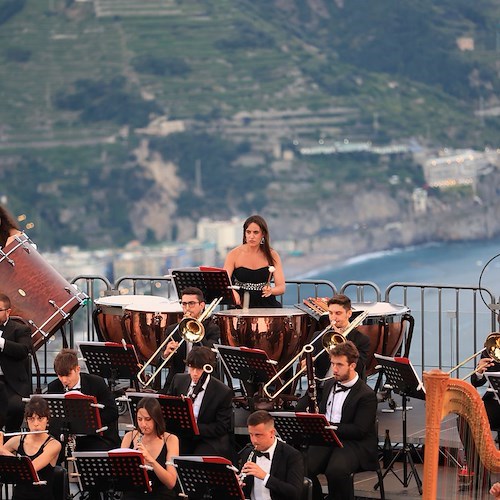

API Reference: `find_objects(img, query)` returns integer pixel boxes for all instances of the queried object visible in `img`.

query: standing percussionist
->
[305,341,378,500]
[167,346,234,461]
[239,410,304,500]
[224,215,285,308]
[0,204,22,249]
[47,348,120,451]
[161,287,220,392]
[0,293,32,432]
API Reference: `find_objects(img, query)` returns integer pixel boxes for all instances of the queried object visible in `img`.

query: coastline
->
[283,252,343,281]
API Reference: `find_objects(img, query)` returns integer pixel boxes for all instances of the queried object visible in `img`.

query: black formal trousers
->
[307,378,378,500]
[168,373,234,460]
[240,440,304,500]
[48,373,120,451]
[0,318,32,431]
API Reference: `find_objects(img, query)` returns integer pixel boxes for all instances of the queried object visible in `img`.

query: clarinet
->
[239,447,255,483]
[304,345,319,413]
[189,364,213,400]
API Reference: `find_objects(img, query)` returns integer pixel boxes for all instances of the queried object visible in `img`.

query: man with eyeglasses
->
[161,287,220,392]
[0,293,32,432]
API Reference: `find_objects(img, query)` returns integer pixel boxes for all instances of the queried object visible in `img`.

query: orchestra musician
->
[224,214,285,308]
[121,397,179,499]
[0,204,22,248]
[304,341,378,500]
[312,294,370,382]
[161,287,220,392]
[0,293,33,432]
[239,410,304,500]
[167,346,234,461]
[47,348,120,451]
[0,396,61,500]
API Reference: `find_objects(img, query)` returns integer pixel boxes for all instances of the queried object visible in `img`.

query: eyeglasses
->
[180,301,200,307]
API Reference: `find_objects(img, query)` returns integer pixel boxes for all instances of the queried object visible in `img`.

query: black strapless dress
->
[232,267,282,308]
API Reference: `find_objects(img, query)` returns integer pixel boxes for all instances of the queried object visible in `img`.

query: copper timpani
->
[215,308,310,369]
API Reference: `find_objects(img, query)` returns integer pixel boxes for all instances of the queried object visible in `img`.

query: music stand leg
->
[375,394,423,494]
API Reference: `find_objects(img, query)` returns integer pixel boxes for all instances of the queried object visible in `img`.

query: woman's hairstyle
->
[242,214,275,266]
[0,205,20,248]
[24,396,50,420]
[136,398,165,437]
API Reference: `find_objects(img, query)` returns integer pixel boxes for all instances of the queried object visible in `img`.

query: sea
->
[303,238,500,296]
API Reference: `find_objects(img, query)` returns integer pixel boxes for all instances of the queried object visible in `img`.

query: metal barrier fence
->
[32,275,498,385]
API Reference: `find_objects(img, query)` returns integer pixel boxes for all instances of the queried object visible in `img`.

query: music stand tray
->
[171,266,235,305]
[31,393,105,437]
[485,372,500,404]
[173,455,244,500]
[270,412,342,448]
[0,455,44,486]
[79,341,141,386]
[215,344,278,388]
[124,392,199,436]
[71,449,151,494]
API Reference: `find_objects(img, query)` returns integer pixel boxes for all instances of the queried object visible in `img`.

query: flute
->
[2,430,47,437]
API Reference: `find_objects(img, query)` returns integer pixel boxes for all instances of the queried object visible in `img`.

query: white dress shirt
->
[325,374,359,423]
[251,437,278,500]
[188,374,210,420]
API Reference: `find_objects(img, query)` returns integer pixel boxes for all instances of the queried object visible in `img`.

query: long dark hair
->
[242,215,275,266]
[136,398,166,438]
[0,205,20,248]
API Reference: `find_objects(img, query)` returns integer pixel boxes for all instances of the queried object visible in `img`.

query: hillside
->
[0,0,499,250]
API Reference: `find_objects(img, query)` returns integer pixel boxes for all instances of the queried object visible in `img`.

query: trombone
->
[262,309,370,399]
[137,297,222,388]
[447,332,500,380]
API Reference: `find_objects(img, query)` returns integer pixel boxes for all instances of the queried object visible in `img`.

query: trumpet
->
[137,297,222,388]
[262,310,370,400]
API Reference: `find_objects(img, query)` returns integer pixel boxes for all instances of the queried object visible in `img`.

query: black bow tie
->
[334,383,350,393]
[254,450,270,460]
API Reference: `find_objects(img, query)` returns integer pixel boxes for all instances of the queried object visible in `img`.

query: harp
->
[422,369,500,499]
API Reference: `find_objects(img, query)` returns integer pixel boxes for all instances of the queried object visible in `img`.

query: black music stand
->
[215,344,278,390]
[71,449,151,498]
[270,411,343,448]
[124,392,199,437]
[171,266,235,305]
[485,372,500,403]
[31,393,105,458]
[173,456,244,500]
[374,354,425,494]
[0,455,45,488]
[79,341,141,391]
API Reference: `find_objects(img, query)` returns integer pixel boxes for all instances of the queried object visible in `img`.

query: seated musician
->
[470,343,500,431]
[304,341,378,500]
[224,214,285,308]
[311,294,370,382]
[47,348,120,451]
[161,286,220,391]
[121,397,179,499]
[239,410,304,500]
[167,346,234,461]
[0,396,61,500]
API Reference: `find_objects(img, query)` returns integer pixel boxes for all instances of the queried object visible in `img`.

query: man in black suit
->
[306,341,378,500]
[167,346,234,460]
[310,294,370,382]
[0,293,32,432]
[239,410,304,500]
[47,348,120,451]
[162,286,220,391]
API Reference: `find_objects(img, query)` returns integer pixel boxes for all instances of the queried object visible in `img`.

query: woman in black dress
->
[0,396,61,500]
[224,214,285,308]
[121,398,179,499]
